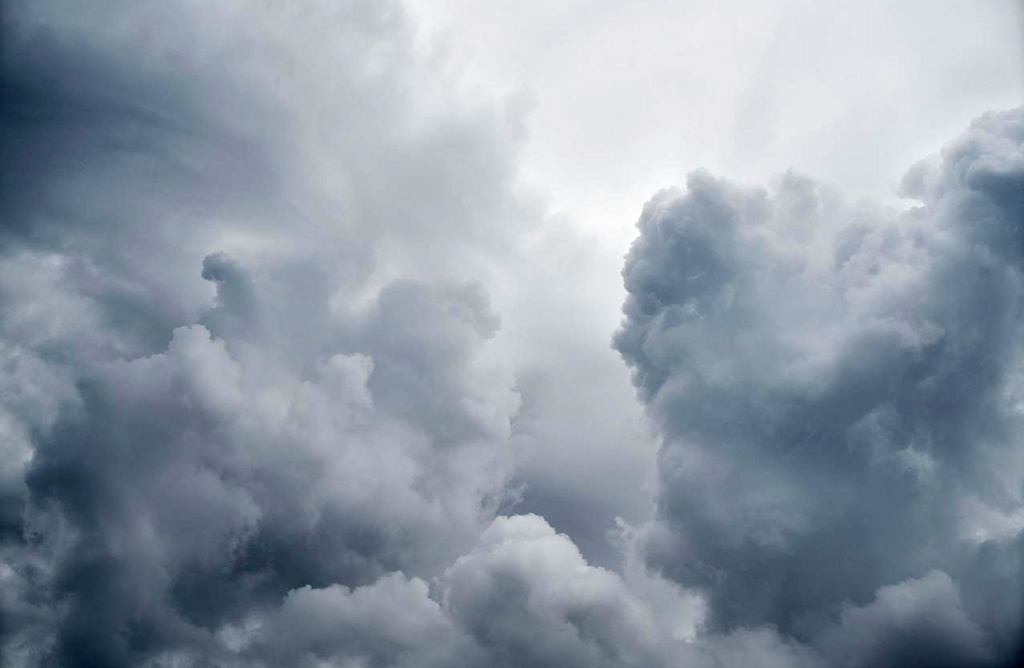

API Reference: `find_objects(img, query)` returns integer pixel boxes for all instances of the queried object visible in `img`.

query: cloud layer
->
[2,1,1022,667]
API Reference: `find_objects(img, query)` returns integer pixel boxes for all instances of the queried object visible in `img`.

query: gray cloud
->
[6,272,520,666]
[0,1,526,665]
[0,2,661,667]
[2,1,1022,667]
[818,570,991,668]
[179,514,827,668]
[615,108,1024,667]
[236,572,479,668]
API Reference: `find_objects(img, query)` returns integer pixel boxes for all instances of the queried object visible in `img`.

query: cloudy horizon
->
[1,2,1023,667]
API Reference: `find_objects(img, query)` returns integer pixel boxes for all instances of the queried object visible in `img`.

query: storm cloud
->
[2,1,1022,667]
[1,1,524,665]
[616,108,1024,667]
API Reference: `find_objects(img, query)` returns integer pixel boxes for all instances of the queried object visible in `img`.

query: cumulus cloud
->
[818,570,990,668]
[615,107,1024,667]
[1,1,525,665]
[2,0,1022,667]
[441,514,672,668]
[232,572,476,668]
[4,273,521,666]
[187,514,828,668]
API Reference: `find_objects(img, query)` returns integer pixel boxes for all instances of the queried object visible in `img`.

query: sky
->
[0,2,1022,668]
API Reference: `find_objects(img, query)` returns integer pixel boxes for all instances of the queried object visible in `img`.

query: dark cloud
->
[8,270,520,666]
[228,514,823,668]
[0,1,524,665]
[818,570,991,668]
[0,3,665,667]
[615,108,1024,667]
[235,572,480,668]
[2,1,1022,667]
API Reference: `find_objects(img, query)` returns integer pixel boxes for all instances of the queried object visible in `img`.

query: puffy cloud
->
[234,573,478,668]
[1,1,526,664]
[615,107,1024,666]
[818,570,990,668]
[3,0,1022,666]
[441,514,672,668]
[1,1,655,652]
[5,270,519,666]
[0,0,535,372]
[210,514,824,668]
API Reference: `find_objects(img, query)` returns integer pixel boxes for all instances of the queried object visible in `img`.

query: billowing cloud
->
[2,1,1022,667]
[615,107,1024,667]
[1,1,526,665]
[4,269,522,666]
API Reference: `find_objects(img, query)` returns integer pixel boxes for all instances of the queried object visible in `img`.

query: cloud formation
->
[615,107,1024,667]
[1,1,1022,667]
[1,1,525,665]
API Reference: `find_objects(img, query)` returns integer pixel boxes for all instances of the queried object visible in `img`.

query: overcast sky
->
[1,2,1023,667]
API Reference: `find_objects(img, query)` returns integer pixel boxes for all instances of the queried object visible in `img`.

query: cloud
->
[185,514,825,668]
[0,1,526,665]
[818,570,990,668]
[615,107,1024,666]
[440,514,672,668]
[6,273,519,666]
[235,572,478,668]
[2,1,1022,667]
[0,2,654,666]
